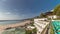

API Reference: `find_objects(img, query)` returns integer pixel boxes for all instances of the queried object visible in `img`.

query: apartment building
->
[34,18,49,34]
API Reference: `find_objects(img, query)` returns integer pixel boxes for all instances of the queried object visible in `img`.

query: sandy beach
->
[0,20,31,34]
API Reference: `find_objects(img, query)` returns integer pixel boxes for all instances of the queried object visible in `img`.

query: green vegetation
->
[2,28,25,34]
[35,16,40,18]
[29,5,60,19]
[33,12,47,18]
[25,28,37,34]
[30,18,34,21]
[30,22,34,26]
[25,30,32,34]
[50,24,55,34]
[51,4,60,19]
[40,13,47,18]
[53,5,60,16]
[32,28,37,33]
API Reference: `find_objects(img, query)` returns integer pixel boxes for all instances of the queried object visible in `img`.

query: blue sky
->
[0,0,60,20]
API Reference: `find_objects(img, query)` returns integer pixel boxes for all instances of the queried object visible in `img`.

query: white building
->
[48,15,57,19]
[34,18,49,34]
[45,12,57,19]
[27,26,35,30]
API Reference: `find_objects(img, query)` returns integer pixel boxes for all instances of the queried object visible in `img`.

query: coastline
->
[0,20,31,34]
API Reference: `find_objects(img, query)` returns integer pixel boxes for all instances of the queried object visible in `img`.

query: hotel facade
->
[34,18,49,34]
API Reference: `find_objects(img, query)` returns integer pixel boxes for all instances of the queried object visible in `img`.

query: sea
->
[0,20,26,34]
[0,20,24,25]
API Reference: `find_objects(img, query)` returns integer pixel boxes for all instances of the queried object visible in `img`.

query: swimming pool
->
[52,20,60,34]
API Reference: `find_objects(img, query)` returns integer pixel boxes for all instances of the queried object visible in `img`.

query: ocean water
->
[2,28,25,34]
[0,20,26,34]
[0,20,23,25]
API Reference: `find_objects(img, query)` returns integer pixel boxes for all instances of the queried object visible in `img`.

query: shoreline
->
[0,20,31,31]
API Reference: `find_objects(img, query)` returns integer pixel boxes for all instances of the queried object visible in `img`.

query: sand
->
[0,20,31,34]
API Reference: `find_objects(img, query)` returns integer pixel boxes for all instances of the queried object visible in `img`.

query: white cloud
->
[5,12,11,15]
[0,11,23,20]
[0,0,26,20]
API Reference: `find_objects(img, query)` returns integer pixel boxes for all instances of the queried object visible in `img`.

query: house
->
[45,12,57,19]
[26,26,35,30]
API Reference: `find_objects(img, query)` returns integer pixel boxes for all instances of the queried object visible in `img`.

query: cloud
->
[5,12,11,15]
[0,11,23,20]
[14,9,18,11]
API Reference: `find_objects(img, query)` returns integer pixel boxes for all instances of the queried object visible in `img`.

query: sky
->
[0,0,60,20]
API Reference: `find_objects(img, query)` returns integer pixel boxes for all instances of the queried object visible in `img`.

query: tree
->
[40,13,47,18]
[53,5,60,16]
[25,30,32,34]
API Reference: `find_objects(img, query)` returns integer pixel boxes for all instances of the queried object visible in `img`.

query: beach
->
[0,20,31,34]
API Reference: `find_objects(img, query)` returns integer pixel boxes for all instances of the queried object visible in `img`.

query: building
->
[26,26,35,30]
[34,18,49,34]
[45,12,57,19]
